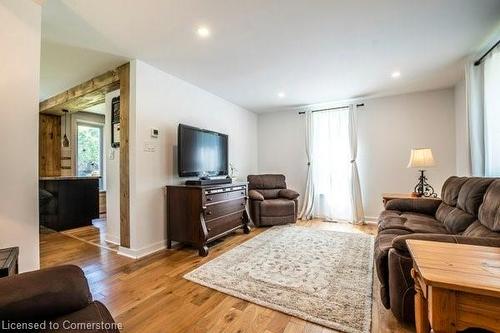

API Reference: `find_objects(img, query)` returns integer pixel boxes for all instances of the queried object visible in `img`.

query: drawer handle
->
[240,203,245,206]
[206,211,212,215]
[240,191,244,195]
[207,228,212,232]
[207,197,212,201]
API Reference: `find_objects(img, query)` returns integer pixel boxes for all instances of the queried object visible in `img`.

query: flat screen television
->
[178,124,228,178]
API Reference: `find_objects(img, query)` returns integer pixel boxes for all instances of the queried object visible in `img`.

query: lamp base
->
[413,170,437,198]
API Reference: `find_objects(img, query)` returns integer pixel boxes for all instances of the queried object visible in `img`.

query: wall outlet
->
[151,128,159,138]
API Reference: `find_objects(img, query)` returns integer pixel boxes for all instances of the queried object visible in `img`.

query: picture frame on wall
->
[111,96,120,148]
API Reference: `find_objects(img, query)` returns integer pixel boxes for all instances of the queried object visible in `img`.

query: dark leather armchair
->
[247,174,299,226]
[0,265,119,332]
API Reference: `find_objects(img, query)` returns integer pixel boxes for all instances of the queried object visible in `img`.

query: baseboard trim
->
[364,216,378,223]
[117,240,167,259]
[105,234,120,245]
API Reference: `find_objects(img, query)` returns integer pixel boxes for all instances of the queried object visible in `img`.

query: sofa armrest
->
[279,189,299,200]
[0,265,92,320]
[385,198,442,216]
[248,190,264,201]
[392,233,500,253]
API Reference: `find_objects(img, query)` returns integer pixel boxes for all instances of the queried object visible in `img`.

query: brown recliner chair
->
[247,174,299,226]
[0,265,120,332]
[374,176,500,323]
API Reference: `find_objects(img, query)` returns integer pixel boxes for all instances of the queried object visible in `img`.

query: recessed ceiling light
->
[391,71,401,78]
[197,26,211,38]
[278,92,286,98]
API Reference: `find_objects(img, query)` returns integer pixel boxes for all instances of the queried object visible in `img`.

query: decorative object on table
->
[184,225,374,333]
[229,162,239,181]
[62,109,70,148]
[407,148,437,197]
[111,96,120,148]
[0,247,19,277]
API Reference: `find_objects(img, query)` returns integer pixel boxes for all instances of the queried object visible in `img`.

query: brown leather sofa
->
[0,265,119,332]
[247,174,299,226]
[375,176,500,323]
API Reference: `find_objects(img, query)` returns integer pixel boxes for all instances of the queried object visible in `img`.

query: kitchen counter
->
[39,176,100,181]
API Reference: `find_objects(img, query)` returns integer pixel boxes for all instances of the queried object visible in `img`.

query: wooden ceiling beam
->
[39,67,122,114]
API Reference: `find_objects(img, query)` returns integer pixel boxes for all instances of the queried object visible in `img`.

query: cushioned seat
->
[260,198,295,217]
[378,214,449,234]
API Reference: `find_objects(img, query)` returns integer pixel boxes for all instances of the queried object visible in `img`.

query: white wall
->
[258,88,457,220]
[0,0,41,272]
[454,80,470,176]
[122,60,258,257]
[105,90,120,245]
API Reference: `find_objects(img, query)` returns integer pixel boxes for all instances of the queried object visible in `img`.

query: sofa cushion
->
[50,301,119,333]
[258,189,281,199]
[457,177,495,216]
[248,174,286,190]
[478,179,500,232]
[441,207,476,234]
[260,198,295,217]
[378,214,448,234]
[441,176,468,206]
[460,221,500,238]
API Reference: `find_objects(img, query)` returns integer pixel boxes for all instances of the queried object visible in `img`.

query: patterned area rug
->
[184,225,374,333]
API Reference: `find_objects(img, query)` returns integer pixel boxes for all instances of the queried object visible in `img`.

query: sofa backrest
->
[436,176,495,234]
[248,174,287,199]
[478,179,500,232]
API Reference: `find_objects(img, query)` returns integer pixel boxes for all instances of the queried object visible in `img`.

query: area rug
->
[184,225,374,333]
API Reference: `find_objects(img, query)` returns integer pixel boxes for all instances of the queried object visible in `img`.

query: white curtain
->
[484,47,500,176]
[466,61,485,176]
[299,110,315,220]
[348,105,365,224]
[466,44,500,177]
[307,106,364,223]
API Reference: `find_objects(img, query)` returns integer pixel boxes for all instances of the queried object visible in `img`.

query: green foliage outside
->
[77,125,101,177]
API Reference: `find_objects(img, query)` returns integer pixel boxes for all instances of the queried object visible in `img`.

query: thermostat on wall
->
[151,128,159,138]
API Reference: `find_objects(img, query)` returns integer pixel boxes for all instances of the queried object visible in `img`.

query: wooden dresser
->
[166,182,251,256]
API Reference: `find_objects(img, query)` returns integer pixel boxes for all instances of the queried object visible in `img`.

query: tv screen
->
[178,124,228,177]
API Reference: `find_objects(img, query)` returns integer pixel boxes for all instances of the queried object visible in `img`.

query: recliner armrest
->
[385,198,442,216]
[392,233,500,253]
[248,190,264,201]
[0,265,92,320]
[279,189,299,200]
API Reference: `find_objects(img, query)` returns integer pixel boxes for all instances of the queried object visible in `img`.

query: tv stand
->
[185,178,232,186]
[166,181,251,256]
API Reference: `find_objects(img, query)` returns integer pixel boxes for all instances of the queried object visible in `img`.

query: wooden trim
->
[39,69,120,114]
[119,63,131,248]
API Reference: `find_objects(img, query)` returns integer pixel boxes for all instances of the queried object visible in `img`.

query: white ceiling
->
[41,0,500,112]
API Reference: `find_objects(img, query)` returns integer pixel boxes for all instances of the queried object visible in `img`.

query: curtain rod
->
[298,103,365,115]
[474,39,500,66]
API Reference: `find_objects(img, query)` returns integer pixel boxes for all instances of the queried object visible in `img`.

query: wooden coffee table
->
[407,240,500,333]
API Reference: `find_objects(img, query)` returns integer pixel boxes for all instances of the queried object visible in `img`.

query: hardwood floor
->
[40,220,415,333]
[60,218,119,251]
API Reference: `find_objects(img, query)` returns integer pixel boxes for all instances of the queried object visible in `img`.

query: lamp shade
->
[407,148,436,169]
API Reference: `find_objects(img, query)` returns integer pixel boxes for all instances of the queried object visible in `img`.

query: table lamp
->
[407,148,437,197]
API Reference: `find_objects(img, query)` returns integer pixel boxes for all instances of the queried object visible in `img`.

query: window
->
[77,123,103,189]
[484,47,500,176]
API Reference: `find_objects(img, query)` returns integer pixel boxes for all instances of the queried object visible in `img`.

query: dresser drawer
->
[205,188,246,204]
[204,197,246,221]
[206,211,244,240]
